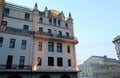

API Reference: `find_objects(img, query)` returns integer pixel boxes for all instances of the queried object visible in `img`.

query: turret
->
[68,12,73,22]
[33,3,39,15]
[44,6,48,17]
[60,11,64,21]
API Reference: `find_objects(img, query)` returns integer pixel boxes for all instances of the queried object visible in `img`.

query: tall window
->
[21,40,27,49]
[68,59,71,67]
[0,37,3,47]
[23,25,29,32]
[57,57,63,66]
[6,55,13,69]
[39,17,43,23]
[57,43,62,52]
[9,39,15,48]
[58,20,61,26]
[4,8,10,16]
[65,23,68,29]
[19,56,25,69]
[53,18,56,26]
[38,42,42,51]
[24,13,30,20]
[67,45,70,53]
[49,18,52,25]
[48,57,54,66]
[38,57,42,66]
[48,42,54,52]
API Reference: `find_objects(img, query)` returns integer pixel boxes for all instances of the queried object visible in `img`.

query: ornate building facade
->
[0,1,79,78]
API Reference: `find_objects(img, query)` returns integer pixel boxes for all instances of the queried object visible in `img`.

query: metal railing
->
[35,31,78,41]
[0,27,78,41]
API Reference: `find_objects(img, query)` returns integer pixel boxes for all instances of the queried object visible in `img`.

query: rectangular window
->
[9,39,15,48]
[37,57,42,66]
[67,45,70,53]
[38,42,42,51]
[19,56,25,69]
[6,55,13,69]
[48,57,54,66]
[4,8,10,16]
[48,42,54,52]
[0,37,3,47]
[21,40,27,49]
[57,43,62,52]
[24,13,30,20]
[23,25,29,32]
[68,59,71,67]
[57,57,63,66]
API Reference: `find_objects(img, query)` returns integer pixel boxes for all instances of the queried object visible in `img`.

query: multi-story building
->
[0,1,79,78]
[78,56,120,78]
[113,35,120,60]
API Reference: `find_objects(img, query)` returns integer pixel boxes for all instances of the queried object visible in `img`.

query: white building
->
[113,35,120,60]
[0,1,79,78]
[78,56,120,78]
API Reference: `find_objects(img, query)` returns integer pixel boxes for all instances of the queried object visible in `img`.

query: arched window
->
[65,23,68,29]
[39,17,43,23]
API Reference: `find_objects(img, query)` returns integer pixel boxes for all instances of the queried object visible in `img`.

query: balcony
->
[34,31,78,44]
[0,27,33,36]
[0,65,32,72]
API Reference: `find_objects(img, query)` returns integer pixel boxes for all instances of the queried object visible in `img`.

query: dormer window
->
[65,23,68,29]
[39,17,43,23]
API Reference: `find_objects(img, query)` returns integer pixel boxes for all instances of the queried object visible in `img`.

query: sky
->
[5,0,120,64]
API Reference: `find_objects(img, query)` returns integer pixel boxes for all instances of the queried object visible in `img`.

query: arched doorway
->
[39,75,51,78]
[60,74,71,78]
[7,75,22,78]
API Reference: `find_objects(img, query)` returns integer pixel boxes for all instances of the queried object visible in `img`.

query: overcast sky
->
[6,0,120,64]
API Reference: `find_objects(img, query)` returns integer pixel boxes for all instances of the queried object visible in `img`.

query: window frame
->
[57,57,63,66]
[48,57,54,66]
[57,43,62,52]
[24,13,30,20]
[21,40,27,49]
[38,42,42,51]
[48,42,54,52]
[9,39,16,48]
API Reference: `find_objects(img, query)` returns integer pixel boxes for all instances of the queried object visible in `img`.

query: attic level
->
[33,3,73,22]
